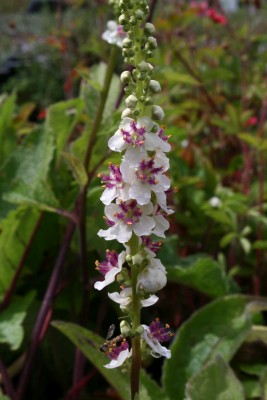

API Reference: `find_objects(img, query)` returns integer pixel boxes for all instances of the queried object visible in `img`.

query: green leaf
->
[242,380,261,399]
[240,237,251,254]
[0,128,59,212]
[166,256,233,298]
[220,232,237,248]
[0,291,35,350]
[45,98,84,162]
[62,152,88,189]
[52,321,168,400]
[0,207,40,297]
[0,93,17,163]
[159,70,200,86]
[162,295,252,400]
[185,355,245,400]
[0,396,10,400]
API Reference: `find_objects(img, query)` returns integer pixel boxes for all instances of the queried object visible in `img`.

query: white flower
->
[152,209,170,238]
[108,117,171,153]
[98,200,155,243]
[99,164,130,205]
[120,149,170,205]
[102,20,127,47]
[142,324,171,359]
[209,196,222,208]
[137,257,167,292]
[104,347,132,369]
[108,287,159,309]
[94,250,126,291]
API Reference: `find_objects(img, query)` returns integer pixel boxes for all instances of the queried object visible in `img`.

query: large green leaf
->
[162,296,252,400]
[0,207,40,297]
[0,127,58,212]
[52,321,169,400]
[166,256,233,298]
[0,291,35,350]
[185,355,245,400]
[45,98,84,162]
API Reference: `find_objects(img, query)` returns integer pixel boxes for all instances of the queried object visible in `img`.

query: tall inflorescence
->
[96,0,173,373]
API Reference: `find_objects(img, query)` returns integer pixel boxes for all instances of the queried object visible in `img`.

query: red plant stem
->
[0,213,44,312]
[64,370,96,400]
[241,142,252,195]
[16,220,76,400]
[0,360,17,400]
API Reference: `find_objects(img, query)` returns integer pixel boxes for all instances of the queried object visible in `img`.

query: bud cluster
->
[118,0,164,121]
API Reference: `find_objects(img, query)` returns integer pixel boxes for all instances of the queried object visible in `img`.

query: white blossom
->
[98,200,155,243]
[102,20,127,47]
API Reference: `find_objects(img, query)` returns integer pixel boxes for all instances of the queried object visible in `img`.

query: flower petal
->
[104,348,132,369]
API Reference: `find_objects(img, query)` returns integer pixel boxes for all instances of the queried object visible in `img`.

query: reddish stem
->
[0,213,43,312]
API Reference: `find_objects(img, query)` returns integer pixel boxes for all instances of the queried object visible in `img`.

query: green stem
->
[130,264,141,400]
[84,45,119,171]
[128,233,142,400]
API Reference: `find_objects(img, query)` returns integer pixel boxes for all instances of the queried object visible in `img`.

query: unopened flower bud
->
[121,108,132,118]
[120,71,131,84]
[132,253,143,266]
[135,9,144,19]
[147,36,157,49]
[125,94,138,108]
[144,97,153,105]
[144,22,156,35]
[137,61,150,72]
[129,16,137,25]
[152,105,164,120]
[120,320,131,336]
[119,14,128,25]
[126,254,133,264]
[149,80,161,93]
[122,37,132,48]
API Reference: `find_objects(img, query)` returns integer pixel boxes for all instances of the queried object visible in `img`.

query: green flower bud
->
[146,50,153,59]
[118,14,128,25]
[135,9,144,20]
[144,22,156,35]
[144,96,153,105]
[132,109,140,117]
[132,253,143,266]
[137,61,150,72]
[135,325,144,336]
[120,71,131,84]
[126,254,132,264]
[147,36,157,49]
[120,320,131,337]
[149,80,161,93]
[122,37,132,48]
[129,16,137,25]
[152,105,165,120]
[125,94,138,108]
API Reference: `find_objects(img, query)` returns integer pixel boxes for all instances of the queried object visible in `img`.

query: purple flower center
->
[117,25,126,38]
[99,163,123,189]
[136,158,163,185]
[148,318,173,343]
[107,339,129,360]
[114,200,142,226]
[158,125,169,142]
[141,236,162,253]
[120,120,146,146]
[95,250,119,276]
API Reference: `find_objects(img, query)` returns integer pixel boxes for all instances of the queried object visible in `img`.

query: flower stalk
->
[97,1,173,398]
